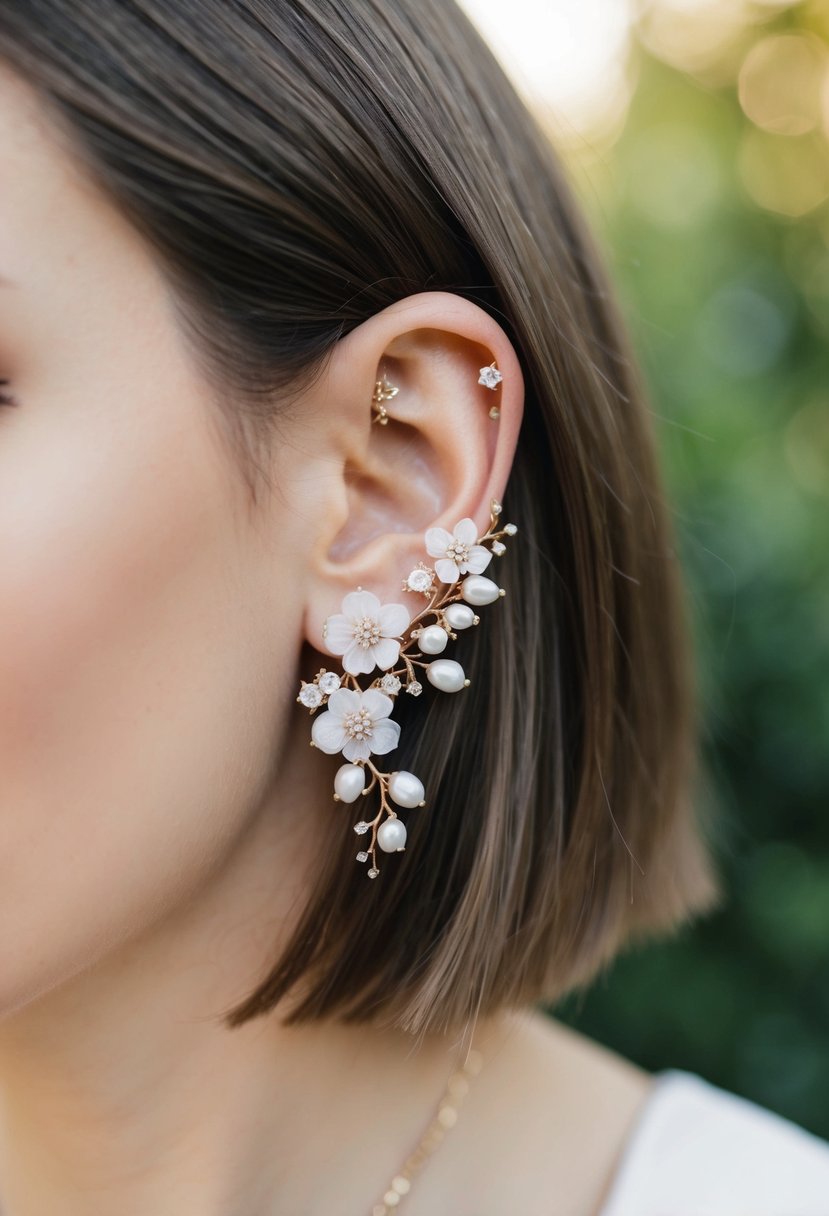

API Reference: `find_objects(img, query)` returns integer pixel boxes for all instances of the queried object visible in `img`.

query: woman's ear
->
[301,290,524,650]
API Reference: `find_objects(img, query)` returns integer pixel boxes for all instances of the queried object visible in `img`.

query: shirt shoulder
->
[598,1067,829,1216]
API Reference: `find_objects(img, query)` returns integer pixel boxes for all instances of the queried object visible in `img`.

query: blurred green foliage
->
[551,4,829,1138]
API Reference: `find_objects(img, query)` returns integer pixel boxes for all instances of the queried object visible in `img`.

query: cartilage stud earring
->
[371,374,399,425]
[478,361,502,390]
[478,361,502,418]
[296,498,518,878]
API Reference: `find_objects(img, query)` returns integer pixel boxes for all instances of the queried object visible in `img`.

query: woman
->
[0,2,827,1213]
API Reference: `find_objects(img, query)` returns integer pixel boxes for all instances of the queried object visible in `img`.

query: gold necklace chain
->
[369,1044,485,1215]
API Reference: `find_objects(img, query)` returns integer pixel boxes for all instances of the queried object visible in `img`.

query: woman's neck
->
[0,787,509,1216]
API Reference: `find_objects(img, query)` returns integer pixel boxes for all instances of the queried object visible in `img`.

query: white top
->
[599,1068,829,1216]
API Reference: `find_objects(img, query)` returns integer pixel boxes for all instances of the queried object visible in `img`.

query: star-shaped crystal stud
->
[478,362,503,390]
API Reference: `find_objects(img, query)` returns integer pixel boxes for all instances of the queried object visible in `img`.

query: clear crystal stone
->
[492,540,506,555]
[406,681,423,697]
[356,851,368,863]
[504,523,517,535]
[380,673,401,694]
[354,821,370,835]
[406,568,433,593]
[367,867,379,878]
[298,682,323,709]
[318,671,341,694]
[343,708,373,741]
[478,364,503,389]
[491,500,502,516]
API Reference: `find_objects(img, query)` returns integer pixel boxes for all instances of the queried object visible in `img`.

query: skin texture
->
[0,64,653,1216]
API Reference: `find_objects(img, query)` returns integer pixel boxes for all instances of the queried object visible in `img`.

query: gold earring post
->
[371,374,399,425]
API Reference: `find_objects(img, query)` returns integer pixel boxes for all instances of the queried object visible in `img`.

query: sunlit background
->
[460,0,829,1137]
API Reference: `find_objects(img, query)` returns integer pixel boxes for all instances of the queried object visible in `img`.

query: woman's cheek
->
[0,379,271,1008]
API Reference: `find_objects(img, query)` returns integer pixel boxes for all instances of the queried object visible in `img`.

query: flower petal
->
[311,710,348,754]
[435,558,460,584]
[371,637,400,670]
[453,517,478,546]
[464,545,493,574]
[377,602,410,637]
[342,642,378,676]
[361,689,394,720]
[343,736,371,763]
[324,613,355,656]
[425,527,453,558]
[326,687,360,718]
[369,717,401,755]
[341,589,381,620]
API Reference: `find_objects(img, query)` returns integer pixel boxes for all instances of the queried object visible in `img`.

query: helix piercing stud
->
[371,374,399,425]
[478,361,502,418]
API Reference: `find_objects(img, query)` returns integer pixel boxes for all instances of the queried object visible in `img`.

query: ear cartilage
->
[371,374,399,425]
[297,498,517,879]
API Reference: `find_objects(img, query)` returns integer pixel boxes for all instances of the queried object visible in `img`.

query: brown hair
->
[1,0,721,1035]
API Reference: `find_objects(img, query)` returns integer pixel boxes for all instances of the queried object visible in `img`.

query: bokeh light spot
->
[739,127,829,216]
[738,34,827,136]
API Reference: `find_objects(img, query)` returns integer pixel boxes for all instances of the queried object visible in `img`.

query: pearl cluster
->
[297,499,517,878]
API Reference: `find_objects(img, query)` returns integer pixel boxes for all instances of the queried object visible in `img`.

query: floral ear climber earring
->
[297,496,518,879]
[297,364,515,876]
[478,361,503,419]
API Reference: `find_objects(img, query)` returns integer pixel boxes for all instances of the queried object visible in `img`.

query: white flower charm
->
[311,688,400,763]
[324,589,410,675]
[425,517,493,584]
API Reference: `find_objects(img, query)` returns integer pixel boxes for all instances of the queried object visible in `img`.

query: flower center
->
[353,615,381,648]
[445,540,469,564]
[343,708,374,740]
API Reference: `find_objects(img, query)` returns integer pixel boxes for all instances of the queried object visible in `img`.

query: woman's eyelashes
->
[0,378,16,406]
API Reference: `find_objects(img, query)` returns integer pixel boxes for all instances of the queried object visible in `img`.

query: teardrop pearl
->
[388,770,426,808]
[334,763,366,803]
[426,658,467,693]
[418,624,448,655]
[377,818,408,853]
[444,603,476,630]
[460,575,501,606]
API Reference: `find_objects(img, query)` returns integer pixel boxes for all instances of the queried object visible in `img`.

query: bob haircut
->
[0,0,721,1035]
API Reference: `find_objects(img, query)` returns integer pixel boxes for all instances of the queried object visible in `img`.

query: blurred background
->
[460,0,829,1137]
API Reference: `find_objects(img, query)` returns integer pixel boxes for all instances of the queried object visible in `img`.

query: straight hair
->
[0,0,721,1036]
